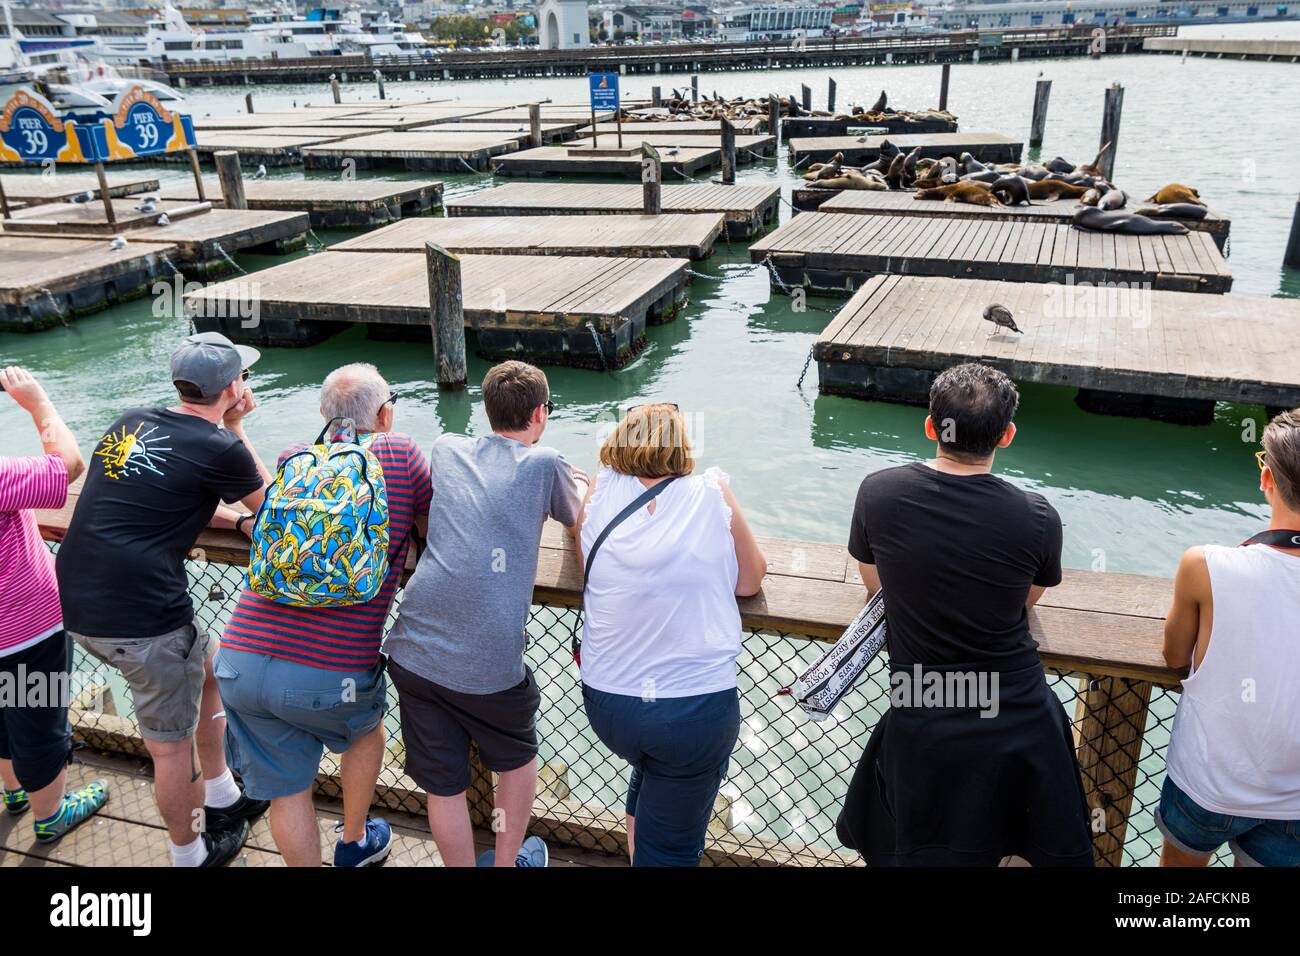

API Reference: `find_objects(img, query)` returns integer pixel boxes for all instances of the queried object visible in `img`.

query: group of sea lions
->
[641,91,953,126]
[802,139,1209,236]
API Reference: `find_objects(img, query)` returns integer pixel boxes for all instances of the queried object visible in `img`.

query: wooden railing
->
[37,491,1183,866]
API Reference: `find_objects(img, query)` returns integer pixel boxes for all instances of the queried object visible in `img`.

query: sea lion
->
[869,90,888,113]
[885,152,910,189]
[915,182,1001,206]
[1027,180,1091,201]
[990,175,1033,206]
[962,170,1001,185]
[1073,207,1189,235]
[812,152,845,181]
[1015,164,1052,181]
[960,152,988,175]
[877,138,901,159]
[902,145,923,179]
[1080,187,1103,207]
[1097,188,1127,210]
[1145,183,1205,206]
[1045,156,1076,174]
[1078,142,1112,178]
[1133,202,1209,221]
[817,170,888,191]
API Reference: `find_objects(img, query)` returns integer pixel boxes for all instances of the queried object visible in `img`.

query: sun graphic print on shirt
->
[94,422,172,480]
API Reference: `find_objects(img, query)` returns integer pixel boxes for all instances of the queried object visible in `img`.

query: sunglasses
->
[377,393,398,416]
[542,400,554,414]
[241,368,251,381]
[1256,449,1268,471]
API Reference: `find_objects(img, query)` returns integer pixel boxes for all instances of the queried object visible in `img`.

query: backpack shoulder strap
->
[582,476,678,590]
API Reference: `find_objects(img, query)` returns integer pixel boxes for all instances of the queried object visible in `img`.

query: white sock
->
[169,835,208,868]
[204,769,241,809]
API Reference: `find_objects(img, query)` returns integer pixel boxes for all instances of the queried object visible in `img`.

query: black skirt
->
[836,659,1095,867]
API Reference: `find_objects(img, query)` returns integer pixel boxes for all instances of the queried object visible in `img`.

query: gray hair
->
[321,363,390,432]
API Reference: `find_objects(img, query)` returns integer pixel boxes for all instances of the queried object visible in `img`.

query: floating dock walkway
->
[491,143,721,178]
[185,250,689,368]
[815,274,1300,423]
[332,213,724,260]
[810,189,1231,251]
[159,177,443,228]
[0,235,179,331]
[0,172,159,207]
[750,212,1232,294]
[788,131,1023,167]
[301,131,521,171]
[782,114,958,138]
[446,182,780,238]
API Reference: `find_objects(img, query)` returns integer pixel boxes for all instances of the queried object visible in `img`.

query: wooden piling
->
[0,176,10,220]
[939,63,951,112]
[330,76,341,104]
[244,92,254,114]
[375,70,386,100]
[651,85,661,108]
[424,242,467,390]
[1030,78,1052,148]
[720,118,736,184]
[641,142,662,215]
[92,162,117,228]
[827,77,837,113]
[691,74,698,103]
[768,93,779,141]
[187,147,207,202]
[1099,82,1123,181]
[1285,196,1300,269]
[1073,676,1153,866]
[528,103,542,149]
[801,84,811,112]
[213,151,248,210]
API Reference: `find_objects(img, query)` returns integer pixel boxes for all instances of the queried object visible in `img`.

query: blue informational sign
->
[588,72,619,112]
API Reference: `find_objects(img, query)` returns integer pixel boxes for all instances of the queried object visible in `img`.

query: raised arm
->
[1,366,84,483]
[720,479,767,597]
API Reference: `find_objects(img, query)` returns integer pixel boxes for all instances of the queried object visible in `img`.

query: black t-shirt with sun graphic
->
[56,408,262,639]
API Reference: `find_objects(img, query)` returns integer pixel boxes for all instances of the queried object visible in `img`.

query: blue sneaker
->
[33,780,109,843]
[333,816,392,867]
[476,835,549,868]
[3,788,29,816]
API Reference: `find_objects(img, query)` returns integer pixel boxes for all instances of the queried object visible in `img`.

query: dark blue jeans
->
[583,684,740,867]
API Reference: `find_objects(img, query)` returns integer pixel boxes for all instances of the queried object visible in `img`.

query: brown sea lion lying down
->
[812,152,845,181]
[1145,183,1206,206]
[810,171,888,191]
[915,182,1002,206]
[1027,180,1091,200]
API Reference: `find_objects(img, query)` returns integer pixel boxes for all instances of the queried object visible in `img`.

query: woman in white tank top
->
[575,404,767,867]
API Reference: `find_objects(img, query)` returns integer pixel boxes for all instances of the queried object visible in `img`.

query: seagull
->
[253,164,268,180]
[70,190,95,204]
[156,213,171,227]
[983,304,1022,335]
[665,147,680,156]
[109,236,127,250]
[134,198,158,214]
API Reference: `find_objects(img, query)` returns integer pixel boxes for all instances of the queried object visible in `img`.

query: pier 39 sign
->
[0,86,196,166]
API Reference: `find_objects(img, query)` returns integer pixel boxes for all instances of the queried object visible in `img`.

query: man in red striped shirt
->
[0,367,109,843]
[217,363,432,867]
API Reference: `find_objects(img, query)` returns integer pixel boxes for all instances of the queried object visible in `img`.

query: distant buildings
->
[935,0,1296,30]
[717,4,835,40]
[536,0,589,46]
[601,4,712,40]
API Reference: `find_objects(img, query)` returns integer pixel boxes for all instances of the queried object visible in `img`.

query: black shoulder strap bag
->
[571,476,679,666]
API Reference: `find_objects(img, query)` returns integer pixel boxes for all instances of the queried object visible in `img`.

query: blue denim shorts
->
[214,647,387,801]
[1156,776,1300,867]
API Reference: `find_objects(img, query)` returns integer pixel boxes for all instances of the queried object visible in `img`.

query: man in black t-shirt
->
[837,363,1093,867]
[57,332,272,868]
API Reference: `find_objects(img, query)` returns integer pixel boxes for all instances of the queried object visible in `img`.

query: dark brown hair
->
[928,363,1020,461]
[482,361,549,433]
[1263,408,1300,510]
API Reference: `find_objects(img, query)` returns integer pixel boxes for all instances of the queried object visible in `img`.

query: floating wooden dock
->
[572,132,776,158]
[130,209,311,276]
[491,143,720,178]
[815,189,1231,251]
[447,182,779,239]
[2,198,209,236]
[750,212,1232,295]
[782,114,958,138]
[193,133,357,166]
[815,274,1300,423]
[331,213,724,260]
[0,235,179,331]
[159,177,443,228]
[185,250,689,368]
[788,131,1023,167]
[301,131,520,171]
[0,172,159,206]
[578,119,766,138]
[424,120,577,143]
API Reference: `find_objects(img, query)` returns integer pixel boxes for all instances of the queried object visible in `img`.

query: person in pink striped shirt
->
[0,366,110,843]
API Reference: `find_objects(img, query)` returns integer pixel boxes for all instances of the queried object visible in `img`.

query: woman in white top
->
[575,403,766,867]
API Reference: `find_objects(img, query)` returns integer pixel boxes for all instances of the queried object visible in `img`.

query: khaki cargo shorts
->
[72,621,210,743]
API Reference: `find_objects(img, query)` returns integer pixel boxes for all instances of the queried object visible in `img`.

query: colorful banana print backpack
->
[247,418,391,607]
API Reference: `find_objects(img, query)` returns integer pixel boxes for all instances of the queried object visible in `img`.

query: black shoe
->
[200,818,250,867]
[205,791,270,831]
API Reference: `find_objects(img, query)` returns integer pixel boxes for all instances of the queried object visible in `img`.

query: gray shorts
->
[72,621,210,743]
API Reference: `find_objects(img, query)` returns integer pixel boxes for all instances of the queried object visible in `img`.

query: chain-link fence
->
[61,548,1221,867]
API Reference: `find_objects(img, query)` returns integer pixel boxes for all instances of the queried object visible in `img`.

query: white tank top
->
[579,466,741,699]
[1167,543,1300,819]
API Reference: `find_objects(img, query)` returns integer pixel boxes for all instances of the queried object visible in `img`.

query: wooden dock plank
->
[788,131,1023,166]
[158,176,443,227]
[301,131,520,171]
[491,144,720,178]
[331,213,724,260]
[446,182,780,239]
[752,213,1232,295]
[814,275,1300,409]
[0,172,158,205]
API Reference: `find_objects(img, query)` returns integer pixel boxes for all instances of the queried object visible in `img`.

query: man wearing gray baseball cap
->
[56,332,274,867]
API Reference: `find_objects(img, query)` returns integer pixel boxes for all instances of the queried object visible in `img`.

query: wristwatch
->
[236,513,253,535]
